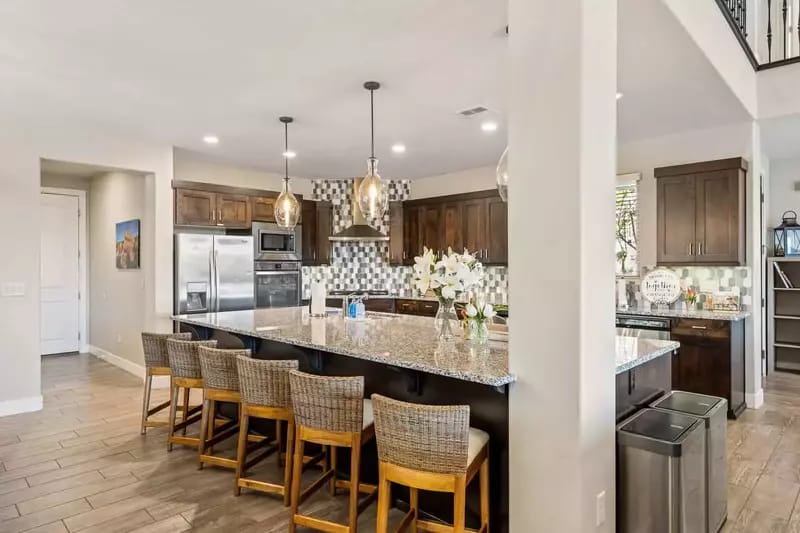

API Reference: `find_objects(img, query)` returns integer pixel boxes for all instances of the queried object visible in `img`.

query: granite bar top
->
[615,337,680,374]
[173,308,515,387]
[616,307,750,321]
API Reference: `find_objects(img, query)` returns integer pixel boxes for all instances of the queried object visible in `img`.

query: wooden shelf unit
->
[768,257,800,373]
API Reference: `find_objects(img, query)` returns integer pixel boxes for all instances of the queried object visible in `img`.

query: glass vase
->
[470,319,490,345]
[434,298,458,341]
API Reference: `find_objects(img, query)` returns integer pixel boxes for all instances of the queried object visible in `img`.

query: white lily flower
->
[465,303,478,317]
[484,304,496,319]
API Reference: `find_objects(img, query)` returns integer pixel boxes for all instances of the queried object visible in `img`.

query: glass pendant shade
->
[496,146,508,202]
[275,179,300,229]
[357,157,388,221]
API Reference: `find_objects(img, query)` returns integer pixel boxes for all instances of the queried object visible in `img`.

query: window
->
[615,174,639,276]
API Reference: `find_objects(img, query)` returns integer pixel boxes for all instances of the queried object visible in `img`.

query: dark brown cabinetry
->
[175,189,217,226]
[389,202,405,266]
[216,193,251,228]
[670,317,745,419]
[252,196,277,222]
[174,181,295,229]
[402,190,507,265]
[655,158,746,266]
[395,298,439,317]
[301,200,332,266]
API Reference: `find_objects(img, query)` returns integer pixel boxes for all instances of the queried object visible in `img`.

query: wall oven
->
[252,222,302,261]
[255,261,301,308]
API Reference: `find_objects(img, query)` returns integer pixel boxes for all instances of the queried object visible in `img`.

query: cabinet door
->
[403,205,420,264]
[175,189,216,226]
[315,201,332,264]
[462,199,488,259]
[695,170,742,264]
[396,299,419,315]
[656,176,696,264]
[486,197,508,264]
[442,202,464,253]
[419,205,442,255]
[252,196,276,222]
[301,200,317,265]
[389,202,405,266]
[417,300,439,317]
[671,335,731,402]
[217,194,252,228]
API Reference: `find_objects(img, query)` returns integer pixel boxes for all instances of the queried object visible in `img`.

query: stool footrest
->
[244,444,279,471]
[292,513,350,533]
[237,477,286,496]
[169,435,200,447]
[172,413,202,432]
[298,468,335,507]
[416,519,483,533]
[205,421,238,447]
[198,454,237,469]
[146,400,171,417]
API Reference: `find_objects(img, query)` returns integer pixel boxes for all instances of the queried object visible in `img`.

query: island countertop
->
[615,336,680,374]
[173,308,515,387]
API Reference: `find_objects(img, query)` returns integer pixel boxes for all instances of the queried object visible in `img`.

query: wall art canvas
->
[116,219,140,269]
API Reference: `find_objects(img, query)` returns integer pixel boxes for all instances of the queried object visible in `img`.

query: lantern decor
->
[774,210,800,257]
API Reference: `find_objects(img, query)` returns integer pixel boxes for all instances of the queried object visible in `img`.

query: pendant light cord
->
[370,88,375,160]
[284,120,289,185]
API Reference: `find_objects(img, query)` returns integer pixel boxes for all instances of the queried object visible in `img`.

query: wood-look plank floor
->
[0,354,408,533]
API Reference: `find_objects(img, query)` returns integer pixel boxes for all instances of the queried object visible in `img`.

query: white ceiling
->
[2,0,755,179]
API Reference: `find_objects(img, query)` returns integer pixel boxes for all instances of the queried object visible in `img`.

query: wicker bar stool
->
[196,346,253,470]
[165,338,217,451]
[371,394,490,533]
[139,332,191,435]
[288,370,377,533]
[234,356,299,504]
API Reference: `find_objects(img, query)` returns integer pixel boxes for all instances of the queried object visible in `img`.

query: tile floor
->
[1,353,800,531]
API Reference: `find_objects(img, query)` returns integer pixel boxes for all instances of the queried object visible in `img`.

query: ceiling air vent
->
[459,106,489,117]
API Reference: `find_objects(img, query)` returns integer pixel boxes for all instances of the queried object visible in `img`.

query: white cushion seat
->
[362,398,374,429]
[467,427,490,465]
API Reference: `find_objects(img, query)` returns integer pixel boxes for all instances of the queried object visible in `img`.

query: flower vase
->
[469,319,490,345]
[434,298,458,341]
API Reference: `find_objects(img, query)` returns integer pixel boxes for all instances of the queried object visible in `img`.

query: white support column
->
[507,0,618,531]
[747,121,765,409]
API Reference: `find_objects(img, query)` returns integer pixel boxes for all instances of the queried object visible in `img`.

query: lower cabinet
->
[395,299,438,317]
[671,318,745,419]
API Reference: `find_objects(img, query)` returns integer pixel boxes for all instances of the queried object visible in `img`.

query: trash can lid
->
[653,390,724,417]
[619,409,698,443]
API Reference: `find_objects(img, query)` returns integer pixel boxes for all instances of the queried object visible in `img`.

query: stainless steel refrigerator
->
[174,233,254,314]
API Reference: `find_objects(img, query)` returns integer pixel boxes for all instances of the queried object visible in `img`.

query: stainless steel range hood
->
[329,178,389,242]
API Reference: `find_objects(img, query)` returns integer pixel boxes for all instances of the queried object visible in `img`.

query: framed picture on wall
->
[116,219,140,269]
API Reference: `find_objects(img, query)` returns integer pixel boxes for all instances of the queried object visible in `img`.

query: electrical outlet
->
[1,282,26,297]
[596,490,606,526]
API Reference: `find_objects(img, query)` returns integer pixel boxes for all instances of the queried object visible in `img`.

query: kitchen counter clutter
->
[616,307,750,321]
[173,307,514,386]
[615,336,680,374]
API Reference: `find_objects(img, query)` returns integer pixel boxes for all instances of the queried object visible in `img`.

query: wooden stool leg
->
[283,419,295,506]
[348,439,361,533]
[275,419,283,469]
[206,398,216,453]
[166,381,179,452]
[376,464,391,533]
[453,476,466,533]
[234,409,249,496]
[181,387,190,435]
[479,456,489,531]
[140,371,153,435]
[197,396,210,469]
[329,445,337,496]
[410,488,419,533]
[289,438,305,533]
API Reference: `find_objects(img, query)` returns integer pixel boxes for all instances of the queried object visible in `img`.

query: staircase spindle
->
[768,0,774,62]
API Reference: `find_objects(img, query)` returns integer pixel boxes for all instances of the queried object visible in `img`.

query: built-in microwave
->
[252,222,302,261]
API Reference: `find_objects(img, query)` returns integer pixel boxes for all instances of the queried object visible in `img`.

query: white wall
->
[769,156,800,228]
[173,147,312,197]
[408,166,496,200]
[89,172,147,367]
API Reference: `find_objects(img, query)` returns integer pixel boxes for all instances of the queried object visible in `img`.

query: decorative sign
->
[641,268,681,305]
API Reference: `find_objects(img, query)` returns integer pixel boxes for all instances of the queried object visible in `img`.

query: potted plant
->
[685,287,698,313]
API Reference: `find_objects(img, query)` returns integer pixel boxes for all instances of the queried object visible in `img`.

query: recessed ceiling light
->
[481,121,498,132]
[616,92,624,100]
[283,150,296,159]
[391,143,406,154]
[203,135,219,145]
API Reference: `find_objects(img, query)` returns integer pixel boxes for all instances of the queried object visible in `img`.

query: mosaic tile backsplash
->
[302,179,509,304]
[617,265,752,311]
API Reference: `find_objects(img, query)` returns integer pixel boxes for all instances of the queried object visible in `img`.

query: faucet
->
[341,292,369,317]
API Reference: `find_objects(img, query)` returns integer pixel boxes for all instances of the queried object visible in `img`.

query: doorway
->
[40,189,87,354]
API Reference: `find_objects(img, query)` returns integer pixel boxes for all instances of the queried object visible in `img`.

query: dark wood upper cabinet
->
[486,196,508,264]
[389,202,405,266]
[175,189,216,226]
[403,204,420,264]
[216,193,251,228]
[314,201,333,265]
[462,199,487,258]
[442,202,464,253]
[301,199,317,265]
[252,196,277,222]
[655,158,747,266]
[420,205,442,254]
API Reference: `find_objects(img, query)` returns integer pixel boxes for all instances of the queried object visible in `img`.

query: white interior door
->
[40,193,80,354]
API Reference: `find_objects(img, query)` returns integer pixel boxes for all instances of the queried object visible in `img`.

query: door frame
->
[40,187,88,353]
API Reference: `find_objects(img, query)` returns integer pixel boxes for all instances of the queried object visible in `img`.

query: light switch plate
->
[1,282,26,297]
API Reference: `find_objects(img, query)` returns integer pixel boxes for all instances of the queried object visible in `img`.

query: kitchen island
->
[174,307,514,531]
[615,336,680,422]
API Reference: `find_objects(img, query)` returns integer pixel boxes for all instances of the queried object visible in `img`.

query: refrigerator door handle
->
[208,250,215,312]
[214,250,221,312]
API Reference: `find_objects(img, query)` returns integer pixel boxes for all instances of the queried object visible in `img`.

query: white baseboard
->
[0,395,43,417]
[88,345,170,389]
[746,389,764,409]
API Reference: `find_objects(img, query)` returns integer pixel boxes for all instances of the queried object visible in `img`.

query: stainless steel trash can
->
[617,408,706,533]
[652,391,728,533]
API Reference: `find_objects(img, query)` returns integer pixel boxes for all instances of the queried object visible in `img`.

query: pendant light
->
[496,146,508,202]
[275,116,300,229]
[356,81,388,221]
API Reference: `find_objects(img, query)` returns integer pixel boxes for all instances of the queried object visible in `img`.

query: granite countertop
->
[173,308,515,387]
[616,307,750,321]
[615,337,680,374]
[323,293,441,302]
